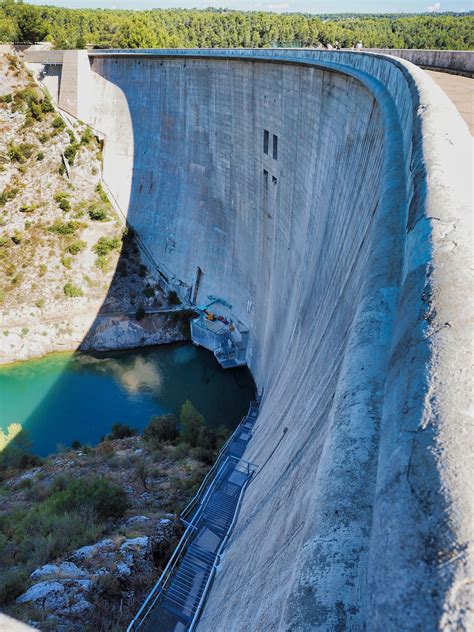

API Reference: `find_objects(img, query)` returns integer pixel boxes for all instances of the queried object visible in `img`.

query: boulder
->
[16,579,92,616]
[31,562,88,580]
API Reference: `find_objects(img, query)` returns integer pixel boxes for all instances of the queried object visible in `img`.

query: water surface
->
[0,344,255,456]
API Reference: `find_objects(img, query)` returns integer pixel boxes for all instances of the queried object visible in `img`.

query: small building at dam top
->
[23,47,473,631]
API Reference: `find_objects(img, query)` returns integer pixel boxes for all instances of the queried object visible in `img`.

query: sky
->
[27,0,471,14]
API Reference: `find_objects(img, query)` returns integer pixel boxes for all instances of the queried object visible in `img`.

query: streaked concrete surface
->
[33,49,473,630]
[425,69,473,134]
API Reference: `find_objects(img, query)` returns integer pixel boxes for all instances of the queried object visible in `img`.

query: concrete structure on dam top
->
[29,48,472,630]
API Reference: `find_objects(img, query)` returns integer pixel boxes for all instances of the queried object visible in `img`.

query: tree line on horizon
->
[0,0,472,50]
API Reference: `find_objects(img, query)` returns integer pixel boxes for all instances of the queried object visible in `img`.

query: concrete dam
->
[31,49,472,630]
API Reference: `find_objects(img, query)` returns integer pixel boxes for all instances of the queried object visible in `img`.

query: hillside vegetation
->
[0,401,228,630]
[0,1,472,50]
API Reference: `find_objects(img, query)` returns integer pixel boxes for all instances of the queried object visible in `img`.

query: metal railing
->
[127,456,232,632]
[180,400,259,521]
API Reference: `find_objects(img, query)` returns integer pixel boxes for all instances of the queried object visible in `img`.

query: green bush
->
[0,568,28,606]
[30,100,42,121]
[81,127,94,145]
[50,477,128,521]
[49,220,79,236]
[191,446,215,465]
[167,289,181,305]
[108,423,137,440]
[64,142,79,166]
[0,94,12,104]
[37,132,49,144]
[68,239,86,255]
[135,305,146,321]
[94,254,108,270]
[7,142,35,164]
[63,282,83,298]
[41,96,54,113]
[52,115,65,130]
[93,236,121,256]
[88,206,108,221]
[180,400,205,448]
[144,415,179,445]
[11,230,23,245]
[54,192,71,212]
[0,185,19,206]
[143,287,155,298]
[36,151,44,161]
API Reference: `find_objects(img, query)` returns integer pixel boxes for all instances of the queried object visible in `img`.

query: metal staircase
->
[127,401,260,632]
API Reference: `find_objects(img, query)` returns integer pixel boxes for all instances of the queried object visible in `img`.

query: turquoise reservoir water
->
[0,344,255,456]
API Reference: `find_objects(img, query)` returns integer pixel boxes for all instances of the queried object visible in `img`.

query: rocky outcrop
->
[15,515,181,630]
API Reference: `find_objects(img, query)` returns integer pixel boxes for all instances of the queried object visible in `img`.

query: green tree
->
[16,4,47,43]
[180,400,205,447]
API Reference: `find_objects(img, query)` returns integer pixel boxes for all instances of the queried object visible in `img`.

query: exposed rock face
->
[16,579,92,615]
[15,515,181,630]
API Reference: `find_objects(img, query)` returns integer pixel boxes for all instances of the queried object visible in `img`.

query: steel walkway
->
[127,401,259,632]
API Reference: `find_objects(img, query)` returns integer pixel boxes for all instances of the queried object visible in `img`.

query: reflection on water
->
[0,344,255,456]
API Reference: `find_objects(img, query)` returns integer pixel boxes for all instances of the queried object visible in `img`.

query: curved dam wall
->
[62,50,472,630]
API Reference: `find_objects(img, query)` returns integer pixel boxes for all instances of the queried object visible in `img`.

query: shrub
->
[144,415,179,445]
[54,192,71,212]
[19,204,35,214]
[88,206,108,221]
[71,440,81,450]
[36,151,44,161]
[0,568,29,606]
[191,446,215,465]
[30,101,42,121]
[0,94,12,104]
[7,142,35,164]
[108,423,136,440]
[49,477,128,521]
[95,182,109,202]
[138,264,147,278]
[41,96,54,113]
[37,132,49,144]
[195,426,218,450]
[135,305,146,321]
[52,115,65,130]
[35,298,45,308]
[64,142,79,166]
[143,287,155,298]
[67,240,86,255]
[180,401,205,448]
[93,236,121,256]
[49,220,79,236]
[0,185,20,206]
[94,254,109,270]
[61,256,72,269]
[167,290,180,305]
[63,283,83,298]
[11,230,23,245]
[80,127,94,145]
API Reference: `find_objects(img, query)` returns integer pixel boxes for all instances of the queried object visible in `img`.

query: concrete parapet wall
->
[362,48,474,76]
[23,49,64,64]
[43,49,473,630]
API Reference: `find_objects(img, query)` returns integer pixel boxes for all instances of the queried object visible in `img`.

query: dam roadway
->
[32,49,473,630]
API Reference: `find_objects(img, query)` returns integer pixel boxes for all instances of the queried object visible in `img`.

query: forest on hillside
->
[0,0,473,50]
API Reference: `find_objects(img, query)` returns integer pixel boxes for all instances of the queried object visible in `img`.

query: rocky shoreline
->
[0,309,190,366]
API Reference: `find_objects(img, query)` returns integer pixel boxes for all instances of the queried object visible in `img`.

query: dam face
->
[46,50,473,630]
